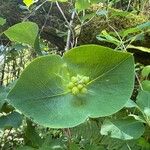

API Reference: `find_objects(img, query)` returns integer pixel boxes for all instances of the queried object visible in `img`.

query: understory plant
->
[0,0,150,149]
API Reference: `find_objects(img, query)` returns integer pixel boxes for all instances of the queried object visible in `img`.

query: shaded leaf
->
[142,80,150,92]
[0,17,6,26]
[141,65,150,78]
[0,111,23,129]
[124,99,137,108]
[100,118,145,140]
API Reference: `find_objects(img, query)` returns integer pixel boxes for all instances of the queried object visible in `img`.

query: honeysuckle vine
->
[7,45,135,128]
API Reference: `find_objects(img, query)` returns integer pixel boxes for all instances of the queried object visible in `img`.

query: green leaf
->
[48,0,68,2]
[142,80,150,92]
[23,0,36,7]
[4,22,39,48]
[75,0,100,11]
[138,137,150,149]
[0,111,23,129]
[137,91,150,117]
[17,146,36,150]
[24,120,43,148]
[141,65,150,78]
[127,45,150,53]
[39,136,64,150]
[0,86,7,110]
[0,17,6,26]
[100,118,145,140]
[129,114,146,123]
[124,99,137,108]
[97,30,120,46]
[137,21,150,30]
[120,27,140,37]
[7,45,135,128]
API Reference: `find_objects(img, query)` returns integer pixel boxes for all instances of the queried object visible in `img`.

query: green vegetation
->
[0,0,150,149]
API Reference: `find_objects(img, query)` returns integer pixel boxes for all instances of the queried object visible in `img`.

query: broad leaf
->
[100,118,145,140]
[4,22,39,48]
[7,45,134,128]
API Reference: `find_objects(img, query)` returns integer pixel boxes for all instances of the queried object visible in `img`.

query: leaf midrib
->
[13,55,131,102]
[88,55,131,85]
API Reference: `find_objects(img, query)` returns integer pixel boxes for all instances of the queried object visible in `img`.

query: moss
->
[78,6,148,45]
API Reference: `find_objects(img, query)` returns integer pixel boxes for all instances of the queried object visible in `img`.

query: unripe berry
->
[67,82,74,89]
[82,76,90,84]
[77,84,84,90]
[72,87,79,95]
[81,87,87,94]
[71,76,78,83]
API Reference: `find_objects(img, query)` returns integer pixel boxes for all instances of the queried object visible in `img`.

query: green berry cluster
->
[67,75,90,95]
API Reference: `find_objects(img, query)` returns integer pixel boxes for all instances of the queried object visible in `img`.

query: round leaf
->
[4,22,39,48]
[7,45,135,128]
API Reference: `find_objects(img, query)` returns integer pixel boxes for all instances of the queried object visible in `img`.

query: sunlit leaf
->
[4,22,39,48]
[100,118,145,140]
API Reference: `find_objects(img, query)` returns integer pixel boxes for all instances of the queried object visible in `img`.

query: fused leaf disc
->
[7,45,135,128]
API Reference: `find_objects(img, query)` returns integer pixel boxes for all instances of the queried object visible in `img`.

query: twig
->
[39,2,53,35]
[23,0,48,21]
[65,11,76,51]
[55,2,75,51]
[107,21,143,91]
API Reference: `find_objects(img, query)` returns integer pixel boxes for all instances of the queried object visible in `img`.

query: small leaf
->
[142,80,150,92]
[100,118,145,140]
[48,0,68,2]
[25,120,43,147]
[75,0,100,11]
[127,45,150,53]
[141,65,150,78]
[4,22,39,48]
[0,17,6,26]
[23,0,33,7]
[0,112,23,129]
[137,91,150,117]
[129,114,146,123]
[97,30,120,46]
[137,21,150,30]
